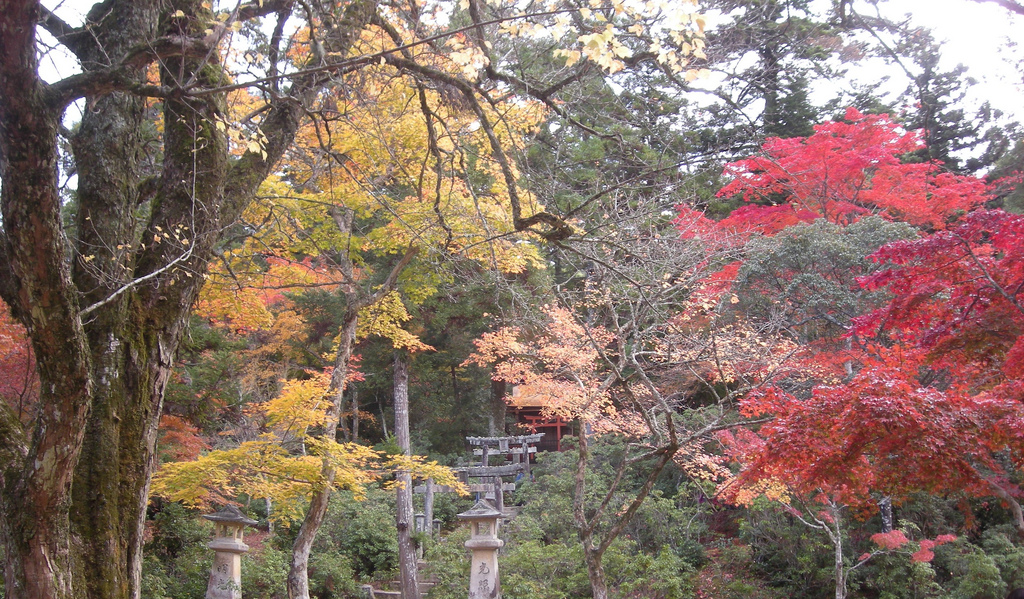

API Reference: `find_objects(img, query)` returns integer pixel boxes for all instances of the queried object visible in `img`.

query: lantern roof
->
[203,505,257,526]
[457,499,502,520]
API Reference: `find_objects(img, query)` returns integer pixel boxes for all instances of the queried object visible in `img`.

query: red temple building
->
[507,385,574,452]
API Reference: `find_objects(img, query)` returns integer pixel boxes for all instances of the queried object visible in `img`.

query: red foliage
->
[731,345,1023,507]
[714,108,990,231]
[0,298,38,422]
[856,210,1024,399]
[871,530,910,550]
[728,210,1024,518]
[157,415,210,462]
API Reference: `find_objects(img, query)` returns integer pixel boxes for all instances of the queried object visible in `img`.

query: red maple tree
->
[714,107,989,233]
[722,208,1024,531]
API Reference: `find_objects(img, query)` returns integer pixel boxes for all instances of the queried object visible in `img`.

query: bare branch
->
[37,5,86,57]
[971,0,1024,15]
[80,245,195,317]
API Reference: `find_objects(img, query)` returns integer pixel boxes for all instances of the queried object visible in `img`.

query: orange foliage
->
[466,306,620,429]
[157,415,210,463]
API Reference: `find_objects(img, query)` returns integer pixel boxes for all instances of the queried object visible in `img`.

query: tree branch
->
[971,0,1024,15]
[80,245,195,317]
[597,413,679,555]
[987,478,1024,535]
[37,5,86,57]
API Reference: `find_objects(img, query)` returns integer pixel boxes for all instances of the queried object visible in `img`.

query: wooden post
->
[424,478,435,535]
[493,476,504,513]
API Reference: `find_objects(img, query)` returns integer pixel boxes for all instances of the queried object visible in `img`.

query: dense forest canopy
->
[2,1,1024,599]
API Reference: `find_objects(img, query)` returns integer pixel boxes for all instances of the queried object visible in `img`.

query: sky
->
[39,0,1024,122]
[873,0,1023,119]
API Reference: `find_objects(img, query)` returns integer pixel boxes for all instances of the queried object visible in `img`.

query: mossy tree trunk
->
[0,1,372,597]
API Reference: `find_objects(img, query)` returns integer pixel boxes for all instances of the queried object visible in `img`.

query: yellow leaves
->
[684,68,711,82]
[151,440,321,521]
[574,25,632,73]
[719,476,792,508]
[151,438,462,523]
[277,71,545,276]
[558,49,583,68]
[445,35,489,81]
[357,291,433,352]
[546,0,705,75]
[263,372,332,434]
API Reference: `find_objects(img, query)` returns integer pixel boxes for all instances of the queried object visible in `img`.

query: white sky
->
[873,0,1023,120]
[39,0,1024,122]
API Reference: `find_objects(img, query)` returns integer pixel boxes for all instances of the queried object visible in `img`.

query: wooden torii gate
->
[414,433,544,529]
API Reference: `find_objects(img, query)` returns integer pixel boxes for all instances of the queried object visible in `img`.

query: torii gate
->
[414,433,544,529]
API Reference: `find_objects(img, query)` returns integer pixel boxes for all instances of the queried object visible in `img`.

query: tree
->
[973,0,1024,16]
[720,210,1024,542]
[716,107,989,231]
[0,1,708,597]
[854,210,1024,530]
[466,273,792,599]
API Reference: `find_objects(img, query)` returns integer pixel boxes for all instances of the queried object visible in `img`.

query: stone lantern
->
[457,499,503,599]
[203,505,257,599]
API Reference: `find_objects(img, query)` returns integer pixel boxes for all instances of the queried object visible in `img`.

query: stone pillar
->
[203,505,257,599]
[458,500,503,599]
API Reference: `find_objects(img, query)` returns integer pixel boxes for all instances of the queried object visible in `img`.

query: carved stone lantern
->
[457,499,503,599]
[203,505,257,599]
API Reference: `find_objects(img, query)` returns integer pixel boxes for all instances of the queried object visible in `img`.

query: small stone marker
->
[203,505,257,599]
[458,499,503,599]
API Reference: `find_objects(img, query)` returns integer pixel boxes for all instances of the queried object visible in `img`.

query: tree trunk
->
[878,496,893,533]
[583,547,609,599]
[71,3,231,591]
[288,310,359,599]
[825,502,847,599]
[572,426,610,599]
[0,2,95,597]
[394,351,421,599]
[490,379,507,436]
[0,0,379,597]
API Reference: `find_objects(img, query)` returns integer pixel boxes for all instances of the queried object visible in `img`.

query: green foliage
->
[147,502,213,562]
[241,545,289,599]
[140,490,406,598]
[309,551,359,599]
[320,488,399,579]
[140,543,210,599]
[981,529,1024,589]
[164,316,248,430]
[737,216,917,343]
[610,545,696,599]
[500,541,592,599]
[942,541,1007,599]
[735,500,835,598]
[694,542,786,599]
[141,503,213,599]
[862,552,944,599]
